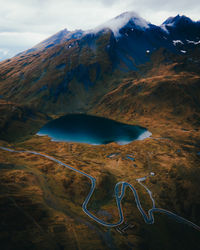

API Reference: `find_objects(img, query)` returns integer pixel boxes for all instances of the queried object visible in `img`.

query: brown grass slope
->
[1,128,200,250]
[92,49,200,128]
[0,100,49,142]
[0,31,121,114]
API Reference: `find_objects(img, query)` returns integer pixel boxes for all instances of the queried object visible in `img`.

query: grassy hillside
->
[0,100,49,142]
[92,48,200,128]
[0,122,200,249]
[0,31,123,114]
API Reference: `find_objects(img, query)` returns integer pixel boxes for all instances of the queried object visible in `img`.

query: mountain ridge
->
[0,12,200,119]
[11,12,200,59]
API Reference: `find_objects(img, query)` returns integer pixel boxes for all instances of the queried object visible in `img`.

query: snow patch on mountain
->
[173,40,183,45]
[91,11,150,37]
[186,39,200,45]
[160,24,171,33]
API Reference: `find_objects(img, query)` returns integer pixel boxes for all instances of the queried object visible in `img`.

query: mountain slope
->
[92,47,200,126]
[0,29,118,113]
[0,100,49,142]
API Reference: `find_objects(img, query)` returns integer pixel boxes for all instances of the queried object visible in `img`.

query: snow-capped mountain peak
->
[162,15,193,26]
[160,15,195,33]
[92,11,150,37]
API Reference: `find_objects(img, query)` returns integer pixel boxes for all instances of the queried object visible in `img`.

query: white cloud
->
[0,48,9,56]
[92,11,150,36]
[0,31,48,60]
[0,32,48,47]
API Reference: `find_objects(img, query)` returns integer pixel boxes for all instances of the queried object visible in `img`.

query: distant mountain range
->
[0,12,200,118]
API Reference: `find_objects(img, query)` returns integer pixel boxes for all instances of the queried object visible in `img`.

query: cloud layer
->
[0,0,199,60]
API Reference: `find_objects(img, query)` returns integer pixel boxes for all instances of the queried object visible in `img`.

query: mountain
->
[0,12,200,116]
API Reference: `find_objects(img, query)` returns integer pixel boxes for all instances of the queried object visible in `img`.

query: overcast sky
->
[0,0,199,60]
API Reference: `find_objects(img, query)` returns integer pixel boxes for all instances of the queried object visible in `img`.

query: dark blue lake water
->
[38,114,151,145]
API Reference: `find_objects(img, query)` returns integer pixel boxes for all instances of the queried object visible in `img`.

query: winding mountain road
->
[0,146,200,231]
